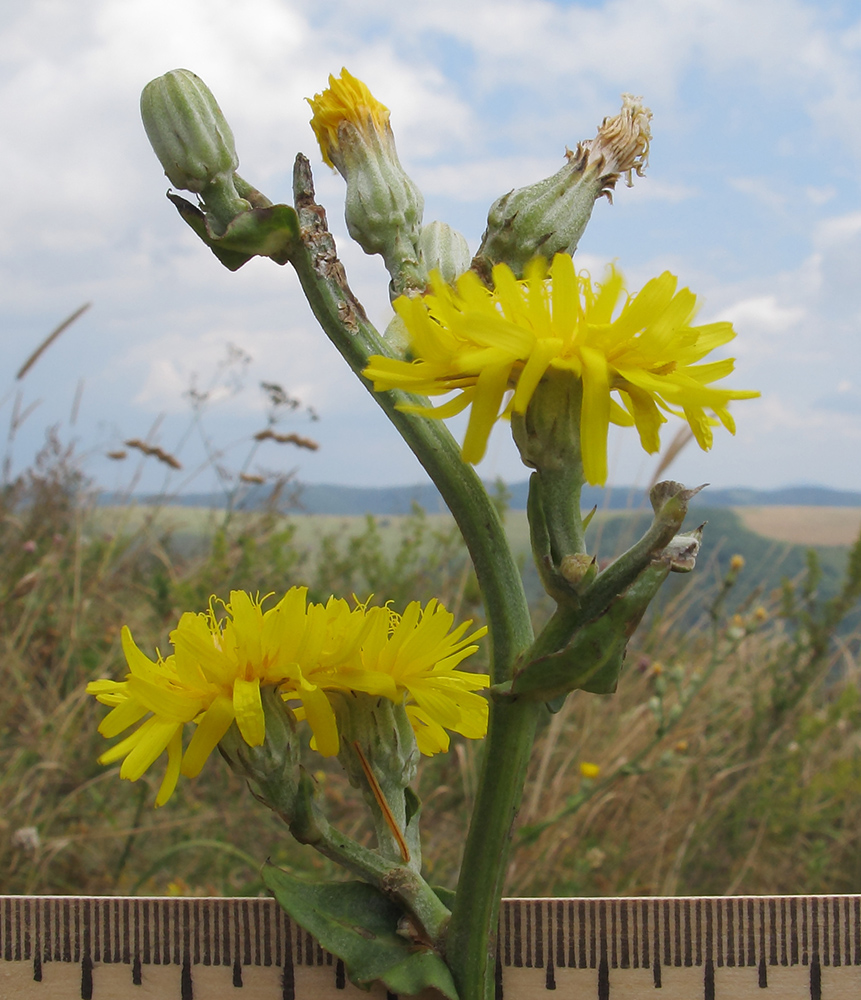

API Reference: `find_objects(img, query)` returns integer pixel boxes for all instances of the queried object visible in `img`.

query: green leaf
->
[510,618,627,699]
[263,864,458,999]
[167,194,302,270]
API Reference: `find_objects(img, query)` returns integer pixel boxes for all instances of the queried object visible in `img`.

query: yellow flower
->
[307,68,391,170]
[88,589,326,804]
[580,761,601,779]
[88,590,488,803]
[360,599,489,755]
[306,69,424,294]
[284,596,489,756]
[87,627,217,806]
[169,588,315,772]
[363,254,759,485]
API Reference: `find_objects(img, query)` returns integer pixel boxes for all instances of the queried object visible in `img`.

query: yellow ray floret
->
[363,254,759,485]
[307,68,391,169]
[88,590,488,803]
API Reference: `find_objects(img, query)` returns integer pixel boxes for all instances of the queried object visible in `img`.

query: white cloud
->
[333,0,861,139]
[814,211,861,248]
[4,0,861,492]
[755,392,861,437]
[806,185,836,206]
[412,156,555,203]
[717,295,806,335]
[620,178,697,204]
[729,178,787,214]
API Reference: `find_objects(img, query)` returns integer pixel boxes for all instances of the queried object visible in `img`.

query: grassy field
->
[4,456,861,901]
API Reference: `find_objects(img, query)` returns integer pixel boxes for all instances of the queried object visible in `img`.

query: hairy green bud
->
[141,69,250,234]
[418,221,471,284]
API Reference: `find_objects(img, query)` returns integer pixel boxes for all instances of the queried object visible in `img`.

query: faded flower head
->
[474,96,653,276]
[576,93,652,194]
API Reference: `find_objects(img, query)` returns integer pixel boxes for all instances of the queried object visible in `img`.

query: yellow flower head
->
[363,254,759,486]
[282,596,488,756]
[359,598,489,755]
[88,590,488,804]
[307,68,391,170]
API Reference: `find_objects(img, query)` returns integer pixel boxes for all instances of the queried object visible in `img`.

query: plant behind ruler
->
[87,67,758,1000]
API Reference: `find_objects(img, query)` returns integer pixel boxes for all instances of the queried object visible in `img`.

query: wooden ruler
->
[3,894,861,998]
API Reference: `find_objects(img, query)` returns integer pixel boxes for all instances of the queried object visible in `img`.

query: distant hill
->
[98,481,861,516]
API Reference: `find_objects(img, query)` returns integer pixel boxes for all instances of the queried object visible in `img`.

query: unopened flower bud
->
[474,95,652,277]
[307,69,425,296]
[418,221,471,284]
[141,69,251,235]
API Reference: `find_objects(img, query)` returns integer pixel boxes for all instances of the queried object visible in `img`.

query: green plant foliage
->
[263,865,458,999]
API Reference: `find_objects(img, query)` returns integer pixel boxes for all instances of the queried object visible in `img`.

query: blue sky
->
[3,0,861,496]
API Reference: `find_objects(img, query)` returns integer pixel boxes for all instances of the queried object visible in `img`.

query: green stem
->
[290,155,532,680]
[288,772,451,943]
[518,604,582,664]
[445,699,543,999]
[513,376,587,602]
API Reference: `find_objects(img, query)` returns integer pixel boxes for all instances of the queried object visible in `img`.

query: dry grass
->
[737,506,861,547]
[506,623,861,897]
[3,439,861,901]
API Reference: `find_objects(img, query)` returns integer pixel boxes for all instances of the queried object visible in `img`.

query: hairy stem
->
[290,154,533,680]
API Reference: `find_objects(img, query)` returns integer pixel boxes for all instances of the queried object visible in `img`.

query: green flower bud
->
[141,69,237,191]
[141,69,250,235]
[474,95,652,278]
[418,221,471,284]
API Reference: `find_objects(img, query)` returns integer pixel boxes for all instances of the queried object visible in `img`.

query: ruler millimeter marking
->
[2,895,861,998]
